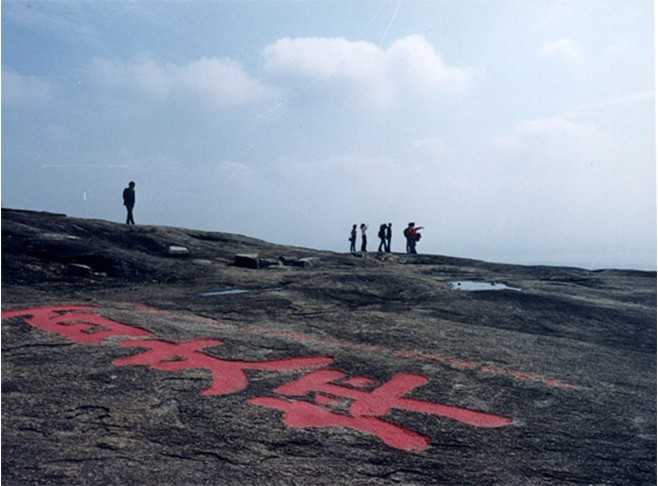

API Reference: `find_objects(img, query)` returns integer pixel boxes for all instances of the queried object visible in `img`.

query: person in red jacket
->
[404,222,424,254]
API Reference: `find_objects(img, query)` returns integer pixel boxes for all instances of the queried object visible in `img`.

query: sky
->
[2,0,656,270]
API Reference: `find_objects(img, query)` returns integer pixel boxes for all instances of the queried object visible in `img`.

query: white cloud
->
[540,38,584,64]
[490,116,613,169]
[263,36,393,104]
[90,36,474,110]
[263,35,474,105]
[90,54,278,107]
[2,69,54,105]
[179,58,278,106]
[387,35,473,93]
[263,37,387,82]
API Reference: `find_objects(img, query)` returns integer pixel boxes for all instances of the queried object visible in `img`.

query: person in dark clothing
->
[385,223,392,252]
[377,223,387,253]
[349,224,357,253]
[403,224,411,253]
[123,181,136,225]
[360,223,368,252]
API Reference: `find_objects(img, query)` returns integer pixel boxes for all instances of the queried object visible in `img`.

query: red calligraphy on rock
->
[2,305,153,343]
[250,369,514,452]
[113,338,334,396]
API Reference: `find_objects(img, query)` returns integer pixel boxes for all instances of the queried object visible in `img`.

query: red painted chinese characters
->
[2,305,152,343]
[251,369,514,451]
[3,305,515,452]
[113,338,333,396]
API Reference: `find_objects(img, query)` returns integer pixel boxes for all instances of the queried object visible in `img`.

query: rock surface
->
[2,208,656,485]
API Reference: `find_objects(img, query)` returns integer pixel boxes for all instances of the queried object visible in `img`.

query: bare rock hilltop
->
[2,208,656,485]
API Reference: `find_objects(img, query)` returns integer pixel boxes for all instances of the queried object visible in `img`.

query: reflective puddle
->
[198,289,251,296]
[449,281,521,292]
[197,287,283,297]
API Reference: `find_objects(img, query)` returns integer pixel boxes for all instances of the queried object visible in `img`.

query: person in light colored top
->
[360,223,369,252]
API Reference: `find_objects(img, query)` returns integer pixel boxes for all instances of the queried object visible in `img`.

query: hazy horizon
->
[2,1,656,271]
[1,205,652,272]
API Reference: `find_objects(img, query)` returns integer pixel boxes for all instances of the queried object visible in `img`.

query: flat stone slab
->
[167,245,190,256]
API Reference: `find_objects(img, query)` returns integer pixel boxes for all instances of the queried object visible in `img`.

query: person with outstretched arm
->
[405,222,424,254]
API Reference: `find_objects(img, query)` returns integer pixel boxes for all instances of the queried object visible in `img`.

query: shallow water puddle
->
[198,289,251,296]
[449,281,521,292]
[197,287,283,297]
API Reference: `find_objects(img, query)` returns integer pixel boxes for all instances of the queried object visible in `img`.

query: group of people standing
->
[349,222,424,255]
[122,181,426,255]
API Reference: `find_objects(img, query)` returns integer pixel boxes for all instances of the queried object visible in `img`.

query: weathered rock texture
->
[2,208,656,485]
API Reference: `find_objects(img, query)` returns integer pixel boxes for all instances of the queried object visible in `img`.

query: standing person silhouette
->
[123,181,136,225]
[385,223,392,253]
[360,223,368,252]
[405,222,424,254]
[377,223,387,253]
[349,224,357,253]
